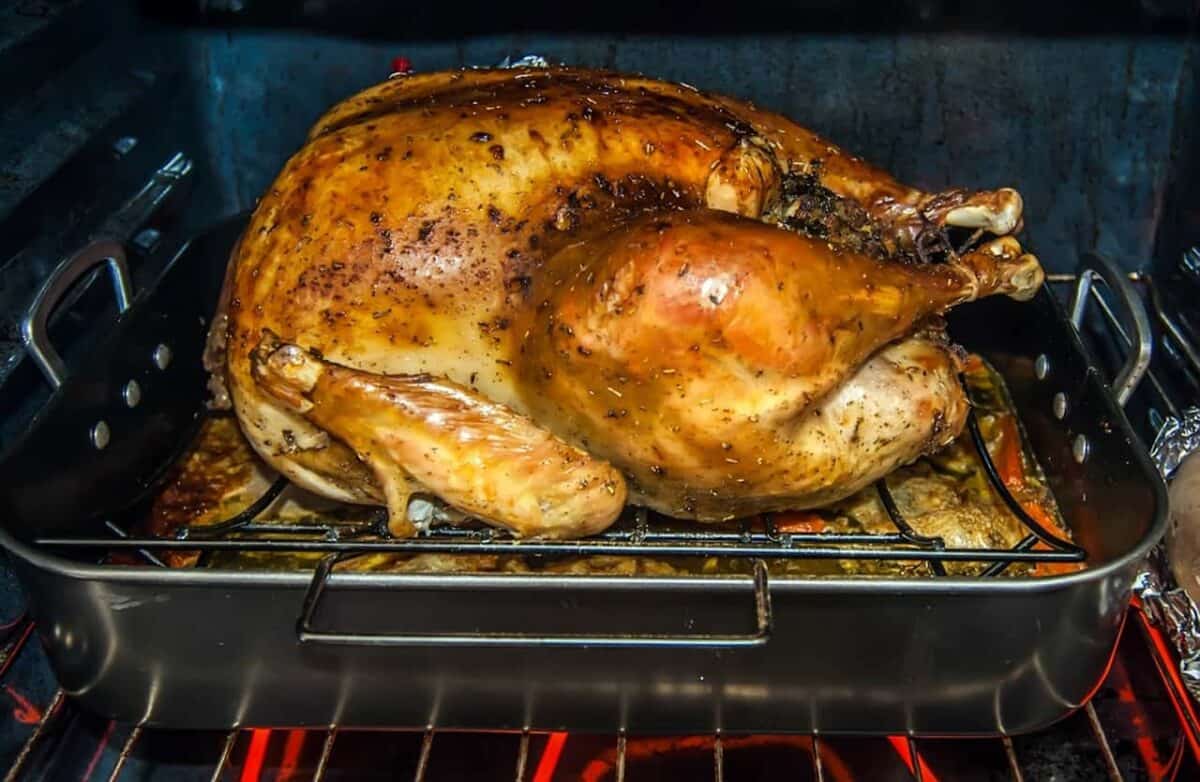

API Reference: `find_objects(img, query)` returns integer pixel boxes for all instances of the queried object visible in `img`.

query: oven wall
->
[185,30,1191,276]
[0,1,1196,441]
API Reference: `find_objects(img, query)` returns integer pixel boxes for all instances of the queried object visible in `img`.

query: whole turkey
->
[209,66,1044,539]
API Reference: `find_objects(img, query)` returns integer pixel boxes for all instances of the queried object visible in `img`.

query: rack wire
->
[34,403,1086,573]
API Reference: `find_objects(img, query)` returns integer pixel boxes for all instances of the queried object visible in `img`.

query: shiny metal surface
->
[89,420,110,451]
[120,380,141,409]
[297,556,773,649]
[1070,253,1154,407]
[106,724,142,782]
[1073,434,1092,464]
[1084,702,1123,782]
[1053,392,1069,420]
[312,727,337,782]
[207,730,237,782]
[20,240,131,389]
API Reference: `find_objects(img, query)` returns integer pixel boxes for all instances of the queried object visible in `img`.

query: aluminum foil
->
[497,54,552,69]
[1152,408,1200,479]
[1135,407,1200,700]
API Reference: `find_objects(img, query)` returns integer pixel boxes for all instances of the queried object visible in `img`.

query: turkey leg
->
[523,209,1041,425]
[515,210,1039,518]
[250,332,628,538]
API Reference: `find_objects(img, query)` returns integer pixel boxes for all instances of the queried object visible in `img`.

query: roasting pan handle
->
[19,152,193,389]
[297,554,773,648]
[21,239,133,389]
[1069,252,1152,407]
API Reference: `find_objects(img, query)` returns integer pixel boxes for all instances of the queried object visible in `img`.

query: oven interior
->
[2,0,1200,778]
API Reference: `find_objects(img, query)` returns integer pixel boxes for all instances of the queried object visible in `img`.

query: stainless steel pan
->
[0,217,1167,734]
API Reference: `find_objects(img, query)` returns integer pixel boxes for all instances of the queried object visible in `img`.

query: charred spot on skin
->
[488,206,503,224]
[376,147,392,161]
[506,275,533,294]
[418,221,435,241]
[489,144,505,160]
[377,228,394,254]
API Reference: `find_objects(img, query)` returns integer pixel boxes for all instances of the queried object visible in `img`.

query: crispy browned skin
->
[221,67,1041,536]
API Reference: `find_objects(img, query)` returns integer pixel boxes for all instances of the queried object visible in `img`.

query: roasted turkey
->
[209,66,1043,539]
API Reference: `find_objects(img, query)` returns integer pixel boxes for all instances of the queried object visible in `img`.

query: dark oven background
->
[0,0,1197,441]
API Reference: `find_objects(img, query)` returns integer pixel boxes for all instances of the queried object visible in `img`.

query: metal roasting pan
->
[0,214,1169,735]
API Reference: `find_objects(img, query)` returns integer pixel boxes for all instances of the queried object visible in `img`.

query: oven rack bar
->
[42,533,1082,563]
[198,722,1119,782]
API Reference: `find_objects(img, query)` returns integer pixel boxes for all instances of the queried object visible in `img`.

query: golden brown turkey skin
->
[221,66,1041,536]
[517,210,1022,518]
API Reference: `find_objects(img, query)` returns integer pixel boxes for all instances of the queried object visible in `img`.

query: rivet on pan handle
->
[20,239,133,389]
[1069,252,1153,408]
[296,552,773,648]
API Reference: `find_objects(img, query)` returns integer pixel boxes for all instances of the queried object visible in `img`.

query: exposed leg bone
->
[952,237,1044,302]
[923,187,1024,235]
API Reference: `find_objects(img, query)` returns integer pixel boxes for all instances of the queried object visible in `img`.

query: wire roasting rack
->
[33,401,1084,578]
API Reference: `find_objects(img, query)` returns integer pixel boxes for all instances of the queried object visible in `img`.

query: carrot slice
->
[772,512,827,533]
[1023,500,1083,575]
[993,414,1025,491]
